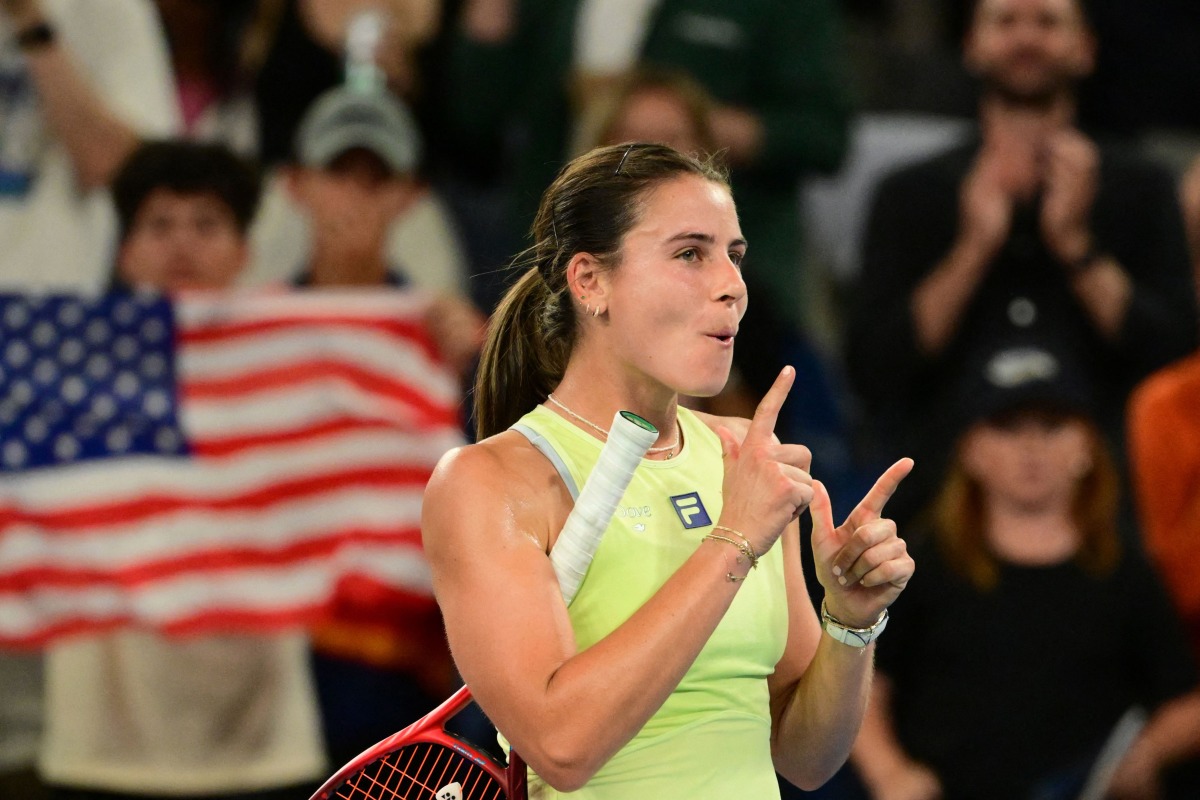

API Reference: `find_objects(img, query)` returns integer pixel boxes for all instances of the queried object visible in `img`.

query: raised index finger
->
[745,366,795,445]
[845,457,914,528]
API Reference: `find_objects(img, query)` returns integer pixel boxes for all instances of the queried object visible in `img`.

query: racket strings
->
[333,741,506,799]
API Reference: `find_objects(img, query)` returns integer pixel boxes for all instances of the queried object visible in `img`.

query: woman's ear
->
[566,251,609,315]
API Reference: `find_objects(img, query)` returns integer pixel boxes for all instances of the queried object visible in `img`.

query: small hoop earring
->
[593,306,601,317]
[585,304,593,316]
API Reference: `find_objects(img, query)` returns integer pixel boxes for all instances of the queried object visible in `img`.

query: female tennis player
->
[422,142,915,798]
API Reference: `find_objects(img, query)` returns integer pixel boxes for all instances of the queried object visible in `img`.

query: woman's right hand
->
[715,366,814,556]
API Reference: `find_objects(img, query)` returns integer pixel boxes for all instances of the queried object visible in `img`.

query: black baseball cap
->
[952,340,1094,429]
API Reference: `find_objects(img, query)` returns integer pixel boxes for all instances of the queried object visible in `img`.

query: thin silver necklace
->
[546,393,680,458]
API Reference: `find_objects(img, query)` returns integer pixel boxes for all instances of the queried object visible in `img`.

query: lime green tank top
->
[510,405,789,800]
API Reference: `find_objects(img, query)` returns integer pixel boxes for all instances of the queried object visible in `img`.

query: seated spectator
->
[284,86,426,289]
[111,140,259,291]
[279,83,483,380]
[846,0,1198,529]
[38,139,328,800]
[852,341,1200,800]
[247,81,472,335]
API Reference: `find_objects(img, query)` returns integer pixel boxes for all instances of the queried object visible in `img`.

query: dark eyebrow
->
[667,232,748,249]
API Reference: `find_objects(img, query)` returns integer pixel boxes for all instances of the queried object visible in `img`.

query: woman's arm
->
[767,462,915,789]
[425,371,813,790]
[766,514,871,790]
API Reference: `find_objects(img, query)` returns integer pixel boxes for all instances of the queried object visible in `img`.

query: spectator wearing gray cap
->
[245,78,471,305]
[286,85,423,289]
[282,85,484,380]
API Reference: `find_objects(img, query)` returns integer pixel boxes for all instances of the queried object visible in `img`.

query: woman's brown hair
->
[931,414,1121,591]
[473,142,728,439]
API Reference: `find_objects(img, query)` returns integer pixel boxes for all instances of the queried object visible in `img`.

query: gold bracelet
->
[712,525,759,569]
[703,533,756,583]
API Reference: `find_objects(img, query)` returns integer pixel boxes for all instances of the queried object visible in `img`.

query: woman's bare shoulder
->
[428,430,555,502]
[424,430,571,553]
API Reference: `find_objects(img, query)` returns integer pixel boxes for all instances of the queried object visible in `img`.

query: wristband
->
[15,21,56,51]
[821,599,888,647]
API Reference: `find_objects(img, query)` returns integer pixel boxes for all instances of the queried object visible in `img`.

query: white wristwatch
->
[820,600,888,647]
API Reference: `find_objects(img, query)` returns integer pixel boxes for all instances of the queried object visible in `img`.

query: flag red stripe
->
[177,316,438,360]
[189,417,444,458]
[181,358,459,426]
[0,528,423,589]
[0,465,433,530]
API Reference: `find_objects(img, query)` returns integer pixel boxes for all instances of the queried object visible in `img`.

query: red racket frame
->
[310,685,527,800]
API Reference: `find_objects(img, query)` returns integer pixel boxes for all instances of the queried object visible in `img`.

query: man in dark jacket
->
[846,0,1198,528]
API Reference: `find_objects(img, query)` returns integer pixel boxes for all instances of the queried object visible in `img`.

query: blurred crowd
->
[2,0,1200,798]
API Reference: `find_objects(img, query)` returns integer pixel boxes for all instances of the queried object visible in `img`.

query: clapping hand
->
[1040,128,1099,266]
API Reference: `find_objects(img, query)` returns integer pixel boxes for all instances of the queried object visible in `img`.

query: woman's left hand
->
[809,459,915,628]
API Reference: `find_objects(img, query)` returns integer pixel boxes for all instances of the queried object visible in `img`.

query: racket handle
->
[551,411,659,605]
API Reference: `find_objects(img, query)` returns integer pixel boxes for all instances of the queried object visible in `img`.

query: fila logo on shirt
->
[669,492,712,529]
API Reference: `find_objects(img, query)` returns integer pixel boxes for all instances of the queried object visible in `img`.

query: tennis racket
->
[310,410,661,800]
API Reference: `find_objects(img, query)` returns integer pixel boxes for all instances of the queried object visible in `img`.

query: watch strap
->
[821,600,888,647]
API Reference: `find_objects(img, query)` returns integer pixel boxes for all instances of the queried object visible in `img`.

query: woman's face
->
[960,409,1093,512]
[596,173,748,398]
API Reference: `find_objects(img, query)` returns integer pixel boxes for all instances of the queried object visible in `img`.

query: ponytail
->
[474,264,575,439]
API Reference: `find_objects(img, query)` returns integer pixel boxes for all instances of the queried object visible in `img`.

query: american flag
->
[0,289,466,647]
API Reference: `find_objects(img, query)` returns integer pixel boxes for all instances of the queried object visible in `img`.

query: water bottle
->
[345,9,385,93]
